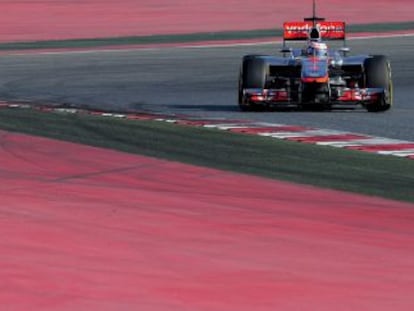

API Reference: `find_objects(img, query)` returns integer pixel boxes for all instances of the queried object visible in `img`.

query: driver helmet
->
[306,41,328,57]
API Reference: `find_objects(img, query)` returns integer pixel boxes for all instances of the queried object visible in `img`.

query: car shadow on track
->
[170,104,240,112]
[170,104,365,113]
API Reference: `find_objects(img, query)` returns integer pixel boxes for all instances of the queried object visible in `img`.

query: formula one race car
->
[238,5,393,112]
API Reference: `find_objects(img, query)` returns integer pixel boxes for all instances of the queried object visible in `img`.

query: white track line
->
[378,149,414,157]
[203,122,286,130]
[316,138,412,148]
[259,129,350,138]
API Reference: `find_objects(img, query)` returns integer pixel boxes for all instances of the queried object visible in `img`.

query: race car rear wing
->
[283,21,346,41]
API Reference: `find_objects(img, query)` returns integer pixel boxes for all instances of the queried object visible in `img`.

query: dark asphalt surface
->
[0,36,413,140]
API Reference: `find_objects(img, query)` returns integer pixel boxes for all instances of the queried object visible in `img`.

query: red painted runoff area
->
[0,0,413,42]
[1,130,414,311]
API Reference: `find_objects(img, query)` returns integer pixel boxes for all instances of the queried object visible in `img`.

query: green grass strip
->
[0,21,413,51]
[0,108,413,203]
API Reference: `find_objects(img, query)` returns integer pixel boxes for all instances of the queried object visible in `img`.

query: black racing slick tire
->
[238,55,267,111]
[364,55,393,112]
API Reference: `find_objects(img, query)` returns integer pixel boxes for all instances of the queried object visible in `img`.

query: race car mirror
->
[280,47,293,53]
[339,46,350,55]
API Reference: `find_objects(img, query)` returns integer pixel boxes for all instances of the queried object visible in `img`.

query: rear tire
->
[238,55,267,111]
[364,55,393,112]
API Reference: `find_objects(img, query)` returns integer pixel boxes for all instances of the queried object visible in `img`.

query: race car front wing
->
[242,87,385,106]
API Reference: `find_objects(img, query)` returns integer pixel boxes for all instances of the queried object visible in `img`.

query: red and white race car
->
[238,4,393,112]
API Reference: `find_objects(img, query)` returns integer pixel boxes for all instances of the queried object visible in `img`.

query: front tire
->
[364,55,393,112]
[238,55,267,111]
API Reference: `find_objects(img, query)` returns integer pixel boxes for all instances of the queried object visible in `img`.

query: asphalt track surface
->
[0,35,413,141]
